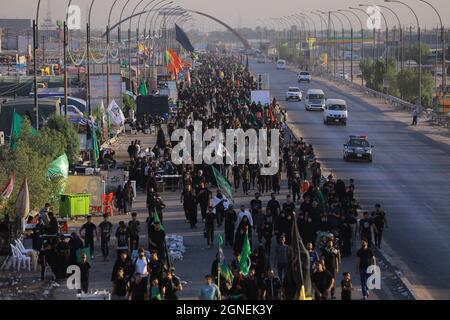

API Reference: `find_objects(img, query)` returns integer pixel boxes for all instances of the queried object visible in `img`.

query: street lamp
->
[385,0,422,105]
[418,0,446,93]
[128,0,146,92]
[311,11,327,72]
[349,7,376,63]
[316,10,334,74]
[359,4,388,68]
[374,4,403,72]
[339,9,365,85]
[106,0,121,108]
[64,0,72,118]
[33,0,42,127]
[86,0,95,115]
[329,12,345,79]
[335,11,354,82]
[151,2,174,66]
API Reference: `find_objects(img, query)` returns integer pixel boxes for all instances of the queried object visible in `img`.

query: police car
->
[343,136,374,162]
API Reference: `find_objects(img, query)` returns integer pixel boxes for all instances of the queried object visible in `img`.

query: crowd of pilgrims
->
[28,54,385,300]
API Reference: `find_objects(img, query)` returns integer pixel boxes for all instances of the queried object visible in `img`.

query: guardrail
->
[279,59,450,128]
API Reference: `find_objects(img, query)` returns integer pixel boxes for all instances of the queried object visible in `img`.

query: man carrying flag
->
[212,166,234,202]
[287,212,313,300]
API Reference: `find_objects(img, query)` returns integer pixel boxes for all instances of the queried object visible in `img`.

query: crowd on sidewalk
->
[19,54,387,301]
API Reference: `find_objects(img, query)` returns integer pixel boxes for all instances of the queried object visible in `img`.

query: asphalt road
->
[251,61,450,299]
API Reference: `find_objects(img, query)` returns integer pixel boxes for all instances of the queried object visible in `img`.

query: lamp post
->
[151,2,173,66]
[128,0,146,92]
[330,12,345,79]
[385,0,422,105]
[349,7,376,64]
[418,0,446,93]
[375,5,403,72]
[33,0,42,127]
[339,9,365,85]
[359,4,388,68]
[311,11,327,72]
[106,0,121,108]
[335,11,354,82]
[317,11,334,74]
[86,0,95,115]
[64,0,72,118]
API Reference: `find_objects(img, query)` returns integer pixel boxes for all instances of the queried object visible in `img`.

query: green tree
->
[0,120,63,214]
[397,69,434,107]
[45,114,80,165]
[404,43,430,64]
[360,59,375,89]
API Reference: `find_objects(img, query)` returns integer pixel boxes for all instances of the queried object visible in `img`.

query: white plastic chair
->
[14,239,38,271]
[10,244,31,272]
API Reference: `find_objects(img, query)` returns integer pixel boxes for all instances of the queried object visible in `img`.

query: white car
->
[276,59,286,70]
[298,71,311,83]
[61,105,84,119]
[305,89,326,111]
[257,56,266,63]
[323,99,348,125]
[286,87,302,101]
[338,72,349,80]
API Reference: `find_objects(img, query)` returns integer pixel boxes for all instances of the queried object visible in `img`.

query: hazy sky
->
[1,0,449,30]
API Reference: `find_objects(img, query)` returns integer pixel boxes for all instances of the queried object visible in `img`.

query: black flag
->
[287,217,313,299]
[175,24,194,52]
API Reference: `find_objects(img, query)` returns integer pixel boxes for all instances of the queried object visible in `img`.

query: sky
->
[1,0,449,31]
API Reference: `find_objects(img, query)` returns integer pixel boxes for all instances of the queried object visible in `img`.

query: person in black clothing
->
[80,215,97,259]
[115,185,124,214]
[242,268,260,300]
[78,253,91,293]
[356,239,376,299]
[341,272,353,300]
[148,222,166,259]
[262,269,282,300]
[55,236,70,280]
[161,270,182,300]
[205,206,216,248]
[98,214,113,261]
[311,261,334,300]
[372,204,388,249]
[266,193,281,220]
[359,212,373,248]
[291,174,301,203]
[250,193,263,229]
[115,221,130,257]
[32,217,45,251]
[339,216,353,257]
[39,242,53,281]
[181,185,197,228]
[196,182,211,222]
[129,273,148,300]
[111,251,134,283]
[47,212,59,235]
[224,205,237,246]
[112,267,129,300]
[148,251,164,283]
[320,239,340,299]
[68,232,84,265]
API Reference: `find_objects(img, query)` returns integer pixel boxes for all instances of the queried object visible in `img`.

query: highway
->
[250,60,450,299]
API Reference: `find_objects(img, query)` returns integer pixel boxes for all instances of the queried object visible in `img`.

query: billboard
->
[65,176,105,207]
[251,90,271,105]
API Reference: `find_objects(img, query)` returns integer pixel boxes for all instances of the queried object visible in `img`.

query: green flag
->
[217,234,233,283]
[212,166,234,201]
[154,207,165,231]
[239,232,251,276]
[10,112,38,150]
[91,125,99,167]
[138,78,148,96]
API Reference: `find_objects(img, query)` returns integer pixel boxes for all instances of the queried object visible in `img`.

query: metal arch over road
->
[103,9,252,50]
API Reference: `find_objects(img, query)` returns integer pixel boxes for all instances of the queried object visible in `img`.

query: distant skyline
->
[1,0,449,31]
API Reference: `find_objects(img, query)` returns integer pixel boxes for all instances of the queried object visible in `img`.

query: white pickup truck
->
[323,99,348,125]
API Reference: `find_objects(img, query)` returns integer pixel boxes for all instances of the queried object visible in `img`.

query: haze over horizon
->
[0,0,449,31]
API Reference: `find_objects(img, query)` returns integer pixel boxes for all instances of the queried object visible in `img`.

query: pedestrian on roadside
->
[128,212,141,251]
[115,221,130,257]
[274,235,289,282]
[412,108,419,126]
[199,275,221,300]
[112,267,129,300]
[356,239,376,300]
[77,253,91,294]
[80,215,97,259]
[204,205,216,248]
[98,214,113,261]
[341,271,353,300]
[372,204,388,249]
[311,261,334,300]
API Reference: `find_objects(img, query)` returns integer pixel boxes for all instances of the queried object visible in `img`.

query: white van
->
[305,89,326,111]
[276,59,286,70]
[323,99,348,125]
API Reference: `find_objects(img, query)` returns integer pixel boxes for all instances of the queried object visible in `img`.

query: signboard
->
[251,90,271,105]
[105,169,125,193]
[65,176,104,207]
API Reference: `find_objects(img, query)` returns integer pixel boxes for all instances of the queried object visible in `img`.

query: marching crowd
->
[25,54,387,301]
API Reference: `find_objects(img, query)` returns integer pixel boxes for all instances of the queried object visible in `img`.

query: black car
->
[343,136,374,162]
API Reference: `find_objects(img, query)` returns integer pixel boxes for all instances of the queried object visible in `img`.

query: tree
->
[0,120,63,214]
[404,43,430,65]
[45,114,80,165]
[397,69,434,107]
